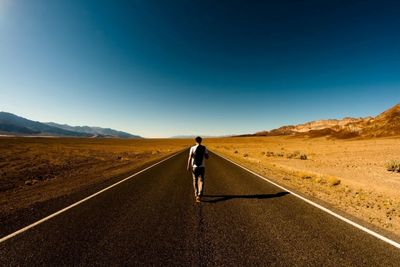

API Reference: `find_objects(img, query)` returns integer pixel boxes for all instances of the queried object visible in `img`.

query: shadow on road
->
[201,192,289,203]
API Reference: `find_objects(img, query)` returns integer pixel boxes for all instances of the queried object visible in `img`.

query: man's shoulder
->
[190,144,208,152]
[189,145,197,153]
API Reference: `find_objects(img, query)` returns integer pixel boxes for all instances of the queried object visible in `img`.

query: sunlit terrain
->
[207,135,400,236]
[0,137,190,217]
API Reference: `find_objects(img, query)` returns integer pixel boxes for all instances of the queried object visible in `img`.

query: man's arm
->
[187,149,193,171]
[205,148,209,159]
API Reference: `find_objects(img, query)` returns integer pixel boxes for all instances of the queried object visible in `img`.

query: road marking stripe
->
[0,150,186,243]
[213,151,400,250]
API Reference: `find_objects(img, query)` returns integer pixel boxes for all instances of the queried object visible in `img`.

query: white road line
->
[0,150,186,243]
[212,151,400,250]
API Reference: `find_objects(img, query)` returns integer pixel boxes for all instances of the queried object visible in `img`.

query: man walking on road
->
[187,136,209,203]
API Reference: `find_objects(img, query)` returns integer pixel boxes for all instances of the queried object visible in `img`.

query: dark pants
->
[192,167,205,196]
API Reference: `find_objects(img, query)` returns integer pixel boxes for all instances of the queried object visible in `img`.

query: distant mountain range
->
[45,122,140,138]
[170,135,229,139]
[0,112,141,138]
[253,103,400,139]
[3,104,399,139]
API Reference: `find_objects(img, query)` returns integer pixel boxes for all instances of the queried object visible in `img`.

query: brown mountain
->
[255,103,400,138]
[361,103,400,137]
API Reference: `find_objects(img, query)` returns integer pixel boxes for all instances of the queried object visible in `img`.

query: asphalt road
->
[1,150,399,266]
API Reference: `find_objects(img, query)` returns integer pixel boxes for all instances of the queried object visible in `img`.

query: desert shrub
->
[327,176,341,186]
[260,151,266,155]
[386,160,400,172]
[287,151,307,160]
[286,152,297,159]
[243,153,249,157]
[301,174,312,179]
[234,150,239,154]
[300,154,308,160]
[277,153,284,157]
[314,177,323,183]
[265,151,274,157]
[312,175,341,186]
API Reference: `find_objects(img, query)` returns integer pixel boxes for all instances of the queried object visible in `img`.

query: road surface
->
[1,150,399,266]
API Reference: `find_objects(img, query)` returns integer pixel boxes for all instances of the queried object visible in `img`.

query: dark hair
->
[195,136,202,143]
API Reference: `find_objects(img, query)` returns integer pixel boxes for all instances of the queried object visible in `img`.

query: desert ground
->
[2,136,400,239]
[0,137,190,223]
[206,136,400,237]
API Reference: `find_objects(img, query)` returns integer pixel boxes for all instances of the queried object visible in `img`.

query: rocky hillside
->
[255,103,400,138]
[46,122,141,139]
[0,112,91,137]
[361,103,400,137]
[0,112,141,138]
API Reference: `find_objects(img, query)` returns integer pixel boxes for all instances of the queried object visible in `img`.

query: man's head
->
[195,136,202,144]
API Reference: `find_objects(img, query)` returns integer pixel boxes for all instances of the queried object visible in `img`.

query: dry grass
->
[386,160,400,172]
[0,137,190,216]
[206,136,400,236]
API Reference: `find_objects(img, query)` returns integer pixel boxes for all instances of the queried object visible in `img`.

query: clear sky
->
[1,0,399,137]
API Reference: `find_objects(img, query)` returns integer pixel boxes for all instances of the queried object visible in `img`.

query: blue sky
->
[1,0,399,137]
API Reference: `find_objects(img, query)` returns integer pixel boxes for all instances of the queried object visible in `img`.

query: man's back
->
[189,144,208,168]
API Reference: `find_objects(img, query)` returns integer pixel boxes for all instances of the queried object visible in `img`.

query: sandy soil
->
[206,136,400,237]
[2,136,400,238]
[0,137,190,218]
